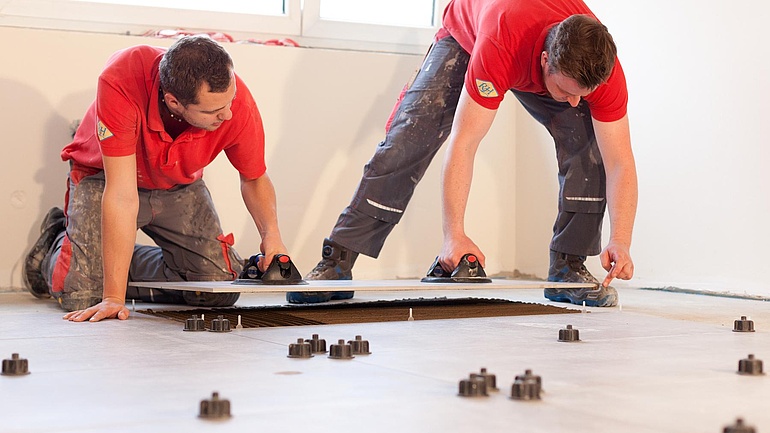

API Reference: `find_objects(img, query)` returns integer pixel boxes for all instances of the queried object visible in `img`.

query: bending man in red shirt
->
[24,35,289,321]
[298,0,637,307]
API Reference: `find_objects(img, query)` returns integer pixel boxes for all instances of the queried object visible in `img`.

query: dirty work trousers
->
[327,35,606,259]
[42,170,243,311]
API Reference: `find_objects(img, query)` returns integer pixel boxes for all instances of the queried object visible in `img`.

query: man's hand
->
[438,234,485,273]
[63,297,130,322]
[599,241,634,287]
[258,233,289,272]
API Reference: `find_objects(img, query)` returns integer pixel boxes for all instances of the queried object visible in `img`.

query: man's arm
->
[240,172,288,270]
[438,87,498,271]
[593,114,638,286]
[64,154,137,322]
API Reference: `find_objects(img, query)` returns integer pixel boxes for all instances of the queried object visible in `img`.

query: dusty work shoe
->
[304,238,359,280]
[286,238,357,304]
[544,250,618,307]
[182,291,240,307]
[23,207,66,299]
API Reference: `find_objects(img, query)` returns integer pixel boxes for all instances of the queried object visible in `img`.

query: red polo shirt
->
[439,0,628,122]
[62,45,266,189]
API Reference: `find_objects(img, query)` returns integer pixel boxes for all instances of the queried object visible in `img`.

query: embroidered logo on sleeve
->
[96,120,114,141]
[475,79,499,98]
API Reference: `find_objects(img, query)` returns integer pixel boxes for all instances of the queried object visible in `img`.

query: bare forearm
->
[441,89,496,237]
[594,114,637,249]
[240,174,283,241]
[101,193,138,302]
[606,164,637,247]
[441,147,474,238]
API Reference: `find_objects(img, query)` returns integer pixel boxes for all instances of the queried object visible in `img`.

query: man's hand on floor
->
[63,297,130,322]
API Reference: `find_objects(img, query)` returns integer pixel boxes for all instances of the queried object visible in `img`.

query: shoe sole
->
[23,257,51,299]
[544,288,618,308]
[285,291,355,304]
[24,208,67,299]
[544,292,616,308]
[182,291,241,307]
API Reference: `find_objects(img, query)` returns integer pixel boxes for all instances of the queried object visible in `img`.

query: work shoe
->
[182,291,240,307]
[23,207,66,299]
[286,238,357,304]
[544,250,618,307]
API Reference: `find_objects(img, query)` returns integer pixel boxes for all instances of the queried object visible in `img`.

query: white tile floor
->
[1,285,768,433]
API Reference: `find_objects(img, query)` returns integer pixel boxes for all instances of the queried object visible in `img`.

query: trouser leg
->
[46,171,108,311]
[132,179,243,282]
[512,91,606,256]
[329,36,470,258]
[128,179,243,305]
[46,171,242,310]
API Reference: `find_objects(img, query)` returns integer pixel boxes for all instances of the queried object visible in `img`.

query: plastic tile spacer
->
[472,367,497,391]
[184,314,206,332]
[348,335,371,355]
[723,418,756,433]
[510,369,542,401]
[209,315,231,333]
[558,324,581,342]
[199,392,231,419]
[305,334,327,354]
[1,353,30,376]
[458,375,488,397]
[328,339,354,360]
[287,338,313,359]
[737,354,764,376]
[733,316,755,332]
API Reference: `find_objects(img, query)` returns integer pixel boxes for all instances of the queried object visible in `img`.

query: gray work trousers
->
[328,36,606,259]
[43,170,243,311]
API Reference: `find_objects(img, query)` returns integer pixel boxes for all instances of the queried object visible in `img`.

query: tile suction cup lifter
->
[421,253,492,283]
[233,254,308,285]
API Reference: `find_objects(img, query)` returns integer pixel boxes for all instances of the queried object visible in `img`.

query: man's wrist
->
[102,294,126,304]
[608,236,632,249]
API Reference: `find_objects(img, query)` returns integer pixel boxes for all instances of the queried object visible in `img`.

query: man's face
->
[540,52,592,107]
[179,75,237,131]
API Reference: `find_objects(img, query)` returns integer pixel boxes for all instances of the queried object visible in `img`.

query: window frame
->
[301,0,447,51]
[0,0,449,54]
[0,0,302,40]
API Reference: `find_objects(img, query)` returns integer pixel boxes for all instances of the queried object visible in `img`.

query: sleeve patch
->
[475,79,499,98]
[97,119,114,141]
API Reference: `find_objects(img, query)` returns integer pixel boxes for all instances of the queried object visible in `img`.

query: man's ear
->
[163,92,183,110]
[540,51,548,69]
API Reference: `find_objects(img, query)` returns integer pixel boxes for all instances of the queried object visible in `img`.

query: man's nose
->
[218,108,233,121]
[567,95,581,107]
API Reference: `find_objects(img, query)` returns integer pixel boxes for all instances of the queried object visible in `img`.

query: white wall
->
[3,0,770,298]
[514,0,770,297]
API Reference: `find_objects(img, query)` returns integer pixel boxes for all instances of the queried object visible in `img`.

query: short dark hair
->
[544,15,617,90]
[159,35,234,106]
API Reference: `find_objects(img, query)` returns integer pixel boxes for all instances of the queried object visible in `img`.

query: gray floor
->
[1,285,767,433]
